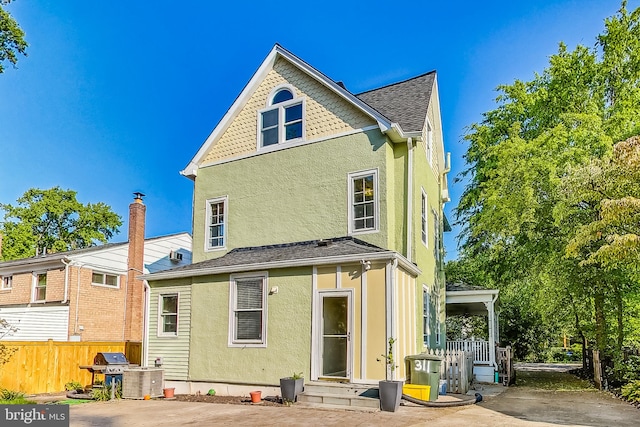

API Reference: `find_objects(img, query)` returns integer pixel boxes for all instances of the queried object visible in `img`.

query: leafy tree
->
[455,2,640,356]
[0,0,27,73]
[0,187,122,260]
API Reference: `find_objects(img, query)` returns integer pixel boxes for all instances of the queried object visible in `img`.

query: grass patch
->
[0,398,37,404]
[54,399,92,405]
[516,370,595,391]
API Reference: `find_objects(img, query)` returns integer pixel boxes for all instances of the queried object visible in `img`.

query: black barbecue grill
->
[80,352,130,386]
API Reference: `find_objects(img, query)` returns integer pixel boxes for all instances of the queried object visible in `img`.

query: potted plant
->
[280,372,304,403]
[379,337,403,412]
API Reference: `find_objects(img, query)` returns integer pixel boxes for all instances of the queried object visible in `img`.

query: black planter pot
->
[280,377,304,403]
[379,380,403,412]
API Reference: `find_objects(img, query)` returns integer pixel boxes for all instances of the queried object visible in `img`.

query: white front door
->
[318,291,352,380]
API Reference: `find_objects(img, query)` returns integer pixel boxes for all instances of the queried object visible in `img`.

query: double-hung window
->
[159,293,179,336]
[34,273,46,302]
[421,189,428,246]
[348,169,378,234]
[1,275,11,290]
[206,197,227,250]
[423,285,430,345]
[229,274,267,347]
[259,88,303,148]
[426,121,433,167]
[92,271,119,288]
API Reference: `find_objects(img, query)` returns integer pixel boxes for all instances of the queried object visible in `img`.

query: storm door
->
[319,291,352,379]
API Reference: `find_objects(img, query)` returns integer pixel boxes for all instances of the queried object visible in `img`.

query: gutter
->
[140,251,421,281]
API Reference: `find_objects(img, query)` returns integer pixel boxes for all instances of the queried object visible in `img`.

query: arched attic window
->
[259,87,303,147]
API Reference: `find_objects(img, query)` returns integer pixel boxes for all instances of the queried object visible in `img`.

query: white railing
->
[447,340,491,365]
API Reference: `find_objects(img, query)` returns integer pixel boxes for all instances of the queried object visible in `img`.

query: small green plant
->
[380,337,397,380]
[207,389,216,396]
[91,383,122,401]
[291,372,303,380]
[621,380,640,403]
[0,388,25,400]
[64,381,83,391]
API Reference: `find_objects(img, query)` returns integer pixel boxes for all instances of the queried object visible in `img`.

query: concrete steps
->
[297,381,380,410]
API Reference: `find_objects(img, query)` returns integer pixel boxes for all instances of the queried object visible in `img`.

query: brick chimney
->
[125,192,146,342]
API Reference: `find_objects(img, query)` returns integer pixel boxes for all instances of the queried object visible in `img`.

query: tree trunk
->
[616,288,624,352]
[594,286,607,353]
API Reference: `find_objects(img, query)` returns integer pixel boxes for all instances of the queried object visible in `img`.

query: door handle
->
[347,332,351,341]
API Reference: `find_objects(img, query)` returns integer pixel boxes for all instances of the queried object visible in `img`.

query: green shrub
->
[621,380,640,403]
[91,383,122,401]
[0,389,25,400]
[607,355,640,385]
[0,397,36,404]
[64,381,83,391]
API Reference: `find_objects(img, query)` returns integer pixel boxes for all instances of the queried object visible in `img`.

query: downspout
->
[143,280,150,367]
[406,137,414,261]
[61,258,71,304]
[74,263,84,335]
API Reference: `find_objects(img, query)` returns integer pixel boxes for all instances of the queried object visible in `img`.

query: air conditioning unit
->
[169,250,183,262]
[122,368,164,399]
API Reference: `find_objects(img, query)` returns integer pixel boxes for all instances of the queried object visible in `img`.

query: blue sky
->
[0,0,636,260]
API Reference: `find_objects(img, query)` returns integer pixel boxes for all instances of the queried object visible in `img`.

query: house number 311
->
[414,360,429,371]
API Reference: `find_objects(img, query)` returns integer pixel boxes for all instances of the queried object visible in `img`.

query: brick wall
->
[66,266,128,341]
[0,268,66,305]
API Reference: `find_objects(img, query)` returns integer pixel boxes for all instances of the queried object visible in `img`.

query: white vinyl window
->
[259,88,304,148]
[206,196,227,251]
[158,293,179,337]
[433,209,441,264]
[33,272,46,302]
[423,285,430,345]
[229,273,267,347]
[92,271,119,288]
[426,121,433,167]
[348,169,378,234]
[421,189,428,247]
[1,276,12,290]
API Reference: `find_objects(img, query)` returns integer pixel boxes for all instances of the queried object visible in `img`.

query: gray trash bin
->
[405,353,442,401]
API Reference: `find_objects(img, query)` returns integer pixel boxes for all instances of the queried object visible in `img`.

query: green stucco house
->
[142,44,451,395]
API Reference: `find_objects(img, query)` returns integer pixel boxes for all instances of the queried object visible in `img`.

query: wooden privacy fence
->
[0,340,127,394]
[422,348,474,394]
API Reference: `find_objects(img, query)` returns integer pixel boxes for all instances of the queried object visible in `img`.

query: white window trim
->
[256,96,306,150]
[423,284,430,345]
[205,196,228,253]
[421,188,428,248]
[426,119,433,168]
[266,84,297,106]
[32,272,47,303]
[1,275,12,290]
[91,270,121,289]
[228,271,268,348]
[157,293,179,338]
[347,168,379,235]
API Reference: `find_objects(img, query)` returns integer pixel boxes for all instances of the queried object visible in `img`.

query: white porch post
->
[485,301,497,369]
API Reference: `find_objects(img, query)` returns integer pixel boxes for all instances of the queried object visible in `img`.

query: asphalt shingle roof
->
[356,71,436,133]
[156,236,388,275]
